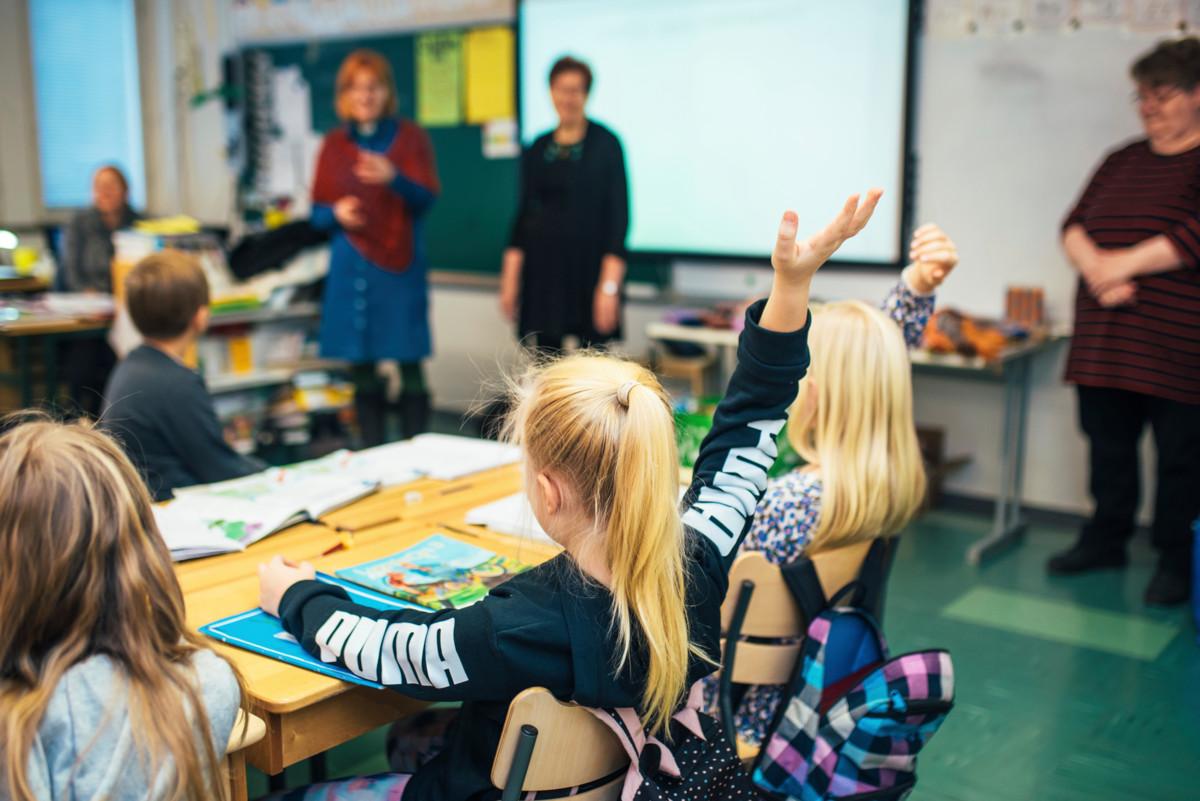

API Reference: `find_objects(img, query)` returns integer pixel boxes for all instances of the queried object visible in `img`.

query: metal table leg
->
[967,355,1032,565]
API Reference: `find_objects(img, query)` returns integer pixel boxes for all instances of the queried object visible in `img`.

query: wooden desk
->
[178,465,557,776]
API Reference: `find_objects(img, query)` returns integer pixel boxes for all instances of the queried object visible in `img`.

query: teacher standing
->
[312,50,440,446]
[500,56,629,352]
[1048,38,1200,606]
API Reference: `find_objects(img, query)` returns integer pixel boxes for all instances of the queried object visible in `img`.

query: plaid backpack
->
[751,561,955,801]
[588,681,760,801]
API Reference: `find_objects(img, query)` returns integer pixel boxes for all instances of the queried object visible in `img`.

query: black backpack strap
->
[780,557,829,621]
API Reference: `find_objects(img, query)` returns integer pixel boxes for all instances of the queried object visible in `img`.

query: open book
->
[158,472,378,560]
[335,534,531,610]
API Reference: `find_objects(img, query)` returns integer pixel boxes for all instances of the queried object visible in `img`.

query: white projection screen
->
[519,0,915,265]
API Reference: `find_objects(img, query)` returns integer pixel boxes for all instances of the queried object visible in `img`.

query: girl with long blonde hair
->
[0,418,244,801]
[258,192,881,801]
[706,223,960,747]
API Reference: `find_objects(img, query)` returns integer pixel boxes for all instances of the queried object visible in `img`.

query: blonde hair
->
[0,416,244,801]
[506,353,704,735]
[788,301,926,552]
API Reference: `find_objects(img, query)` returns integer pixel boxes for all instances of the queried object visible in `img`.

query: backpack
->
[588,681,760,800]
[751,556,955,800]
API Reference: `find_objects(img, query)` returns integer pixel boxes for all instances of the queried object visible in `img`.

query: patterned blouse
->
[702,278,934,746]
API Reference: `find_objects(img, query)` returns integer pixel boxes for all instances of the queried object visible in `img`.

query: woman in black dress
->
[500,56,629,351]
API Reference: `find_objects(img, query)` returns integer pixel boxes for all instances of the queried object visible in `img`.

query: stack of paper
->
[465,493,555,546]
[351,434,522,483]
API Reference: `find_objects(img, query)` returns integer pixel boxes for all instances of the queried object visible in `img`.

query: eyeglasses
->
[1132,86,1185,106]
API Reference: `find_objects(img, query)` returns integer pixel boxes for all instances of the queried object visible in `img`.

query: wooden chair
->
[491,687,630,801]
[653,350,717,398]
[717,540,875,763]
[223,709,267,801]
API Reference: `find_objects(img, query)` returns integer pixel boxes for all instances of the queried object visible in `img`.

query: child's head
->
[506,353,700,734]
[0,418,238,801]
[125,249,210,342]
[788,301,926,552]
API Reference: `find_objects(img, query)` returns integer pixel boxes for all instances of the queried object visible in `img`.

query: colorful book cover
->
[199,573,427,690]
[335,534,530,610]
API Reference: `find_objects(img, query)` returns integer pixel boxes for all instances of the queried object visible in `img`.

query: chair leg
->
[500,725,539,801]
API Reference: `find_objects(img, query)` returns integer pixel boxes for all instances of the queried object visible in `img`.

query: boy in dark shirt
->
[102,250,263,500]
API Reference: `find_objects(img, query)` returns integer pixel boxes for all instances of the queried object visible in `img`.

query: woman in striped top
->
[1048,38,1200,607]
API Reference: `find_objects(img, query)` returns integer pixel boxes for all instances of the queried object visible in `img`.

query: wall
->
[2,1,1173,516]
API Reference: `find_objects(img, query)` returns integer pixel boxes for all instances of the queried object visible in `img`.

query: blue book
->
[199,572,426,689]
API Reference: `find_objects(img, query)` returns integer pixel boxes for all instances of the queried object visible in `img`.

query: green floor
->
[249,508,1200,800]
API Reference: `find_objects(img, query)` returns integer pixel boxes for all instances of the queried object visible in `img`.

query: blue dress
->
[311,119,436,363]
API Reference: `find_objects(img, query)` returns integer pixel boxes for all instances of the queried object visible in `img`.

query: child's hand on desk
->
[906,223,959,293]
[259,555,316,618]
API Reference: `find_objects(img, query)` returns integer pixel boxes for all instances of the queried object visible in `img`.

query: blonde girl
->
[0,418,244,801]
[708,223,959,746]
[258,191,882,801]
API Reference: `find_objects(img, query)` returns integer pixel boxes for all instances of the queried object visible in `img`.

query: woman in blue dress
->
[312,49,440,445]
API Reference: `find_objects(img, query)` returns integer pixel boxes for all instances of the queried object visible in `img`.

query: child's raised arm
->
[681,191,881,569]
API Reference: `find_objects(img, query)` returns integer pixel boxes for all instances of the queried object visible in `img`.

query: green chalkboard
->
[251,32,666,285]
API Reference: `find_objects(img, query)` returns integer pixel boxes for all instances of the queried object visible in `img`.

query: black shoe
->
[1046,544,1128,575]
[1144,567,1191,607]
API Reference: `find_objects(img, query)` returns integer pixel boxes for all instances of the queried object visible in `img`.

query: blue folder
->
[199,572,427,689]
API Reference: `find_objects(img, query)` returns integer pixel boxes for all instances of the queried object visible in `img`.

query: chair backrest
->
[224,709,267,801]
[491,687,629,800]
[720,541,872,686]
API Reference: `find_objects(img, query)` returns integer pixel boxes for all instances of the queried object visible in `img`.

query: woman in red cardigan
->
[1048,38,1200,606]
[311,50,440,445]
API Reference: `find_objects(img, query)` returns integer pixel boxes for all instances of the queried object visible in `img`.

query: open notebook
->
[465,493,556,546]
[199,573,427,689]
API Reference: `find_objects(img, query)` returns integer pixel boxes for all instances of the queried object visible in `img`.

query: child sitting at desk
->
[705,223,960,748]
[102,250,264,501]
[257,191,882,801]
[0,417,244,800]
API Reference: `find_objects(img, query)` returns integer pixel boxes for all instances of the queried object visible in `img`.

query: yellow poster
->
[464,26,515,124]
[416,31,463,127]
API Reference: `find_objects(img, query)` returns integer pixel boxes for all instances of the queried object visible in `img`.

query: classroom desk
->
[646,321,1067,565]
[177,465,557,782]
[0,316,111,408]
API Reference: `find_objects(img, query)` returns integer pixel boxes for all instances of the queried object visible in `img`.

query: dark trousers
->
[1077,385,1200,572]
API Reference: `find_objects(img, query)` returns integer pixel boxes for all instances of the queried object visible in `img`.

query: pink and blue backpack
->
[751,561,956,801]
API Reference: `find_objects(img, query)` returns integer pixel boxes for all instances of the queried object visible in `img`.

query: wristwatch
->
[600,280,620,296]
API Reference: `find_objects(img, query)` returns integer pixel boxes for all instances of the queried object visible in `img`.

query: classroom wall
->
[3,1,1171,519]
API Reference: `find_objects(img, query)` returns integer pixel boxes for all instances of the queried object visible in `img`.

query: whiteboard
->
[519,0,914,264]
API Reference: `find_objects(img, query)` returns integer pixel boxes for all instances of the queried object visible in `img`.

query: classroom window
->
[28,0,147,210]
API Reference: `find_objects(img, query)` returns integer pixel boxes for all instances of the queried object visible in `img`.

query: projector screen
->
[519,0,913,265]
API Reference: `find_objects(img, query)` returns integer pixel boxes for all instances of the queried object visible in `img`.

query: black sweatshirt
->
[279,299,811,801]
[102,344,264,501]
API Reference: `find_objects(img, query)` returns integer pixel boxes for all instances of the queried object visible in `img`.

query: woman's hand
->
[499,248,523,323]
[1097,281,1137,307]
[353,151,397,185]
[771,190,883,285]
[333,196,366,230]
[906,223,959,293]
[593,289,620,335]
[258,555,316,618]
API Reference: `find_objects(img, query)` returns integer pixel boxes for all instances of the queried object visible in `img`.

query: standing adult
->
[311,49,440,446]
[500,56,629,352]
[1048,38,1200,606]
[60,164,141,417]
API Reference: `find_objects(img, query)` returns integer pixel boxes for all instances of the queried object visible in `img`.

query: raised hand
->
[907,223,959,293]
[760,190,882,333]
[771,189,883,286]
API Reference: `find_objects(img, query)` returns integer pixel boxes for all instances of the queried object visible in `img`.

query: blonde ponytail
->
[509,354,704,734]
